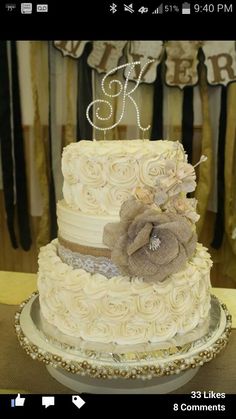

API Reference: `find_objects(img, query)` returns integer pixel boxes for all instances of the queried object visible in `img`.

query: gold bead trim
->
[15,292,232,381]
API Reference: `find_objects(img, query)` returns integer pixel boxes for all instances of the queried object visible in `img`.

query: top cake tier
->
[62,140,186,216]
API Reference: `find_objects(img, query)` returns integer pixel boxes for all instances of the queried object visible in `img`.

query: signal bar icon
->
[152,3,163,14]
[124,3,134,13]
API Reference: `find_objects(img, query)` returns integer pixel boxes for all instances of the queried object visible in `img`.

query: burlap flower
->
[103,197,197,283]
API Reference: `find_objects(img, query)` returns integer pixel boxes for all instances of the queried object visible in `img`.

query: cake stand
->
[15,293,232,394]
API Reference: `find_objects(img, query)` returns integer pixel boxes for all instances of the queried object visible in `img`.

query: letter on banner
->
[165,41,200,88]
[202,41,236,85]
[87,41,127,73]
[54,41,89,59]
[125,41,163,83]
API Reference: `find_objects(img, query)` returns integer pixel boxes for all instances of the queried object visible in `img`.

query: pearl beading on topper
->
[86,60,155,140]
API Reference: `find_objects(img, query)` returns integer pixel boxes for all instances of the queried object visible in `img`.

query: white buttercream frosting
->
[62,140,186,214]
[38,239,212,345]
[57,199,118,248]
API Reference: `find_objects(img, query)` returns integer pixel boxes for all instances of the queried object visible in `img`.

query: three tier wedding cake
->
[37,139,212,346]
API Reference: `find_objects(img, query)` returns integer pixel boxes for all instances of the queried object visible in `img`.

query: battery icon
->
[182,2,191,14]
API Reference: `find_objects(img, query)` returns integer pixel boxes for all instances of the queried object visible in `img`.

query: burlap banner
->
[54,40,236,88]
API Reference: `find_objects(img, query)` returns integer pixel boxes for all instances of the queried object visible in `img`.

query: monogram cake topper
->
[86,60,155,140]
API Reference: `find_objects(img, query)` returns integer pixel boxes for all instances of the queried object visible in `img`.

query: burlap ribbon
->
[58,236,111,258]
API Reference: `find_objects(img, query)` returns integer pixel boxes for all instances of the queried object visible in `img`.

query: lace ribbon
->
[58,243,120,279]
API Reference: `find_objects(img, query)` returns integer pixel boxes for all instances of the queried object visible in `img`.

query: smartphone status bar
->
[0,1,235,39]
[108,2,233,15]
[2,2,234,16]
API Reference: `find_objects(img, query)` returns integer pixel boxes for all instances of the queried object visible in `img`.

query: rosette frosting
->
[38,239,212,345]
[61,140,186,214]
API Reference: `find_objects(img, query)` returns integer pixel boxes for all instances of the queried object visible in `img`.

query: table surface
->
[0,272,235,394]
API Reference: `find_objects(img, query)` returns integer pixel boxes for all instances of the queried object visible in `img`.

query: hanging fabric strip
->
[195,62,212,236]
[48,41,57,240]
[207,86,221,213]
[0,41,18,248]
[182,86,194,164]
[10,41,32,250]
[76,43,93,141]
[211,86,227,249]
[163,86,183,141]
[30,41,50,248]
[50,43,63,202]
[216,82,236,280]
[0,145,3,189]
[65,57,77,146]
[224,82,236,255]
[150,63,163,140]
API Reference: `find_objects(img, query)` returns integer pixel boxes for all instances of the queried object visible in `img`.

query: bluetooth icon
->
[109,3,117,13]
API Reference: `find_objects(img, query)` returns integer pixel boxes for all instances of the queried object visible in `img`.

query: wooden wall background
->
[0,188,235,288]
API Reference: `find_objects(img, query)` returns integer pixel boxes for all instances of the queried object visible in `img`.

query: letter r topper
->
[202,41,236,85]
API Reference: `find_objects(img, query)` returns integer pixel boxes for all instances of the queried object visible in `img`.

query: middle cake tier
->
[57,199,118,249]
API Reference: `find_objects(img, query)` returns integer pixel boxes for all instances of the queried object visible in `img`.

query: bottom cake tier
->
[38,239,212,346]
